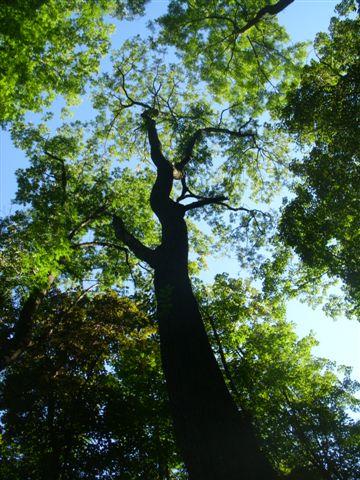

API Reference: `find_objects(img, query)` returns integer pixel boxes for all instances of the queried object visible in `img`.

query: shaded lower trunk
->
[122,112,279,478]
[0,276,54,371]
[154,220,277,480]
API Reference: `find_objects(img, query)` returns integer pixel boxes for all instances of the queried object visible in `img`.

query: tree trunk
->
[114,112,279,479]
[0,275,54,371]
[153,207,276,480]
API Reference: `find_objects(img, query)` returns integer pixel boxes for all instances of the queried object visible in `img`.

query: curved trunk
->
[153,208,276,479]
[115,113,279,479]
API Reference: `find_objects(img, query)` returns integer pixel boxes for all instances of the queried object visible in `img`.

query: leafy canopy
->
[280,0,360,312]
[157,0,306,113]
[0,0,148,123]
[1,0,359,478]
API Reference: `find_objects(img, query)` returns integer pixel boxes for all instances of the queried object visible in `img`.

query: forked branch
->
[117,66,151,111]
[141,110,170,170]
[184,198,271,236]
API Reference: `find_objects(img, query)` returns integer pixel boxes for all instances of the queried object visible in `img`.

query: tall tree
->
[3,47,291,476]
[90,36,303,475]
[112,112,277,478]
[1,0,358,478]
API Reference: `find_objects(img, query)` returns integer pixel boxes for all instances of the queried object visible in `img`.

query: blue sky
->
[1,1,359,384]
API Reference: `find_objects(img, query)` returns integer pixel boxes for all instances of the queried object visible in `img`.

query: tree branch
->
[73,241,128,252]
[117,66,151,110]
[44,150,68,205]
[184,195,227,211]
[73,240,139,284]
[247,36,278,91]
[176,125,255,171]
[216,203,269,216]
[68,204,109,240]
[141,110,172,171]
[206,312,241,400]
[177,0,293,35]
[177,175,209,203]
[236,0,294,35]
[141,110,177,220]
[112,215,157,268]
[200,306,251,418]
[217,202,271,235]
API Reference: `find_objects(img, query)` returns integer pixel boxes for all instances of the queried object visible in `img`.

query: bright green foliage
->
[199,274,360,478]
[158,0,359,314]
[92,38,292,271]
[0,292,184,479]
[0,0,148,123]
[280,0,360,311]
[157,0,306,114]
[1,0,359,477]
[0,120,159,296]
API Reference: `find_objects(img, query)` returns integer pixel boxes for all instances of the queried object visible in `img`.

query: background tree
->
[199,274,360,479]
[157,0,359,316]
[0,117,160,371]
[1,280,358,479]
[0,291,183,479]
[279,0,360,313]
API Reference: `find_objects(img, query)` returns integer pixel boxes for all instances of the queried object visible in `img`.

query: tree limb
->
[73,240,138,284]
[112,215,157,268]
[217,203,271,235]
[68,204,109,240]
[217,203,270,217]
[184,195,227,211]
[247,36,278,91]
[236,0,294,35]
[0,274,55,371]
[177,175,212,203]
[117,67,151,110]
[44,150,68,205]
[178,0,294,35]
[141,110,177,220]
[176,125,255,171]
[73,240,129,253]
[206,312,241,401]
[141,110,172,171]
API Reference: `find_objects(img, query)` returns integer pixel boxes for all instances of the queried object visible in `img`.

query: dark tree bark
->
[114,111,278,479]
[0,274,54,371]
